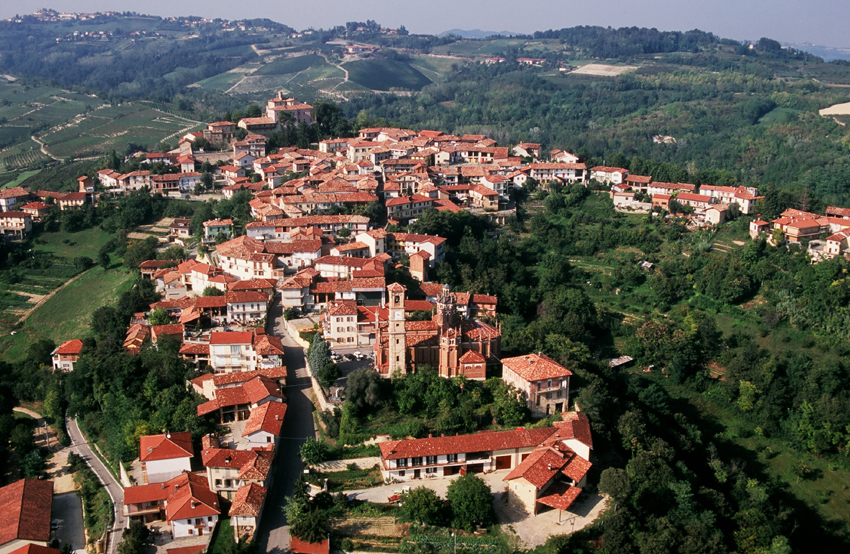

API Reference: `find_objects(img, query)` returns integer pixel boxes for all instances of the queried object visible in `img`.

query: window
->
[547,379,552,389]
[215,479,222,486]
[398,470,405,477]
[230,345,240,355]
[188,529,193,535]
[195,518,203,525]
[397,458,408,468]
[447,454,457,463]
[412,457,422,466]
[426,455,436,465]
[208,516,213,522]
[425,467,437,474]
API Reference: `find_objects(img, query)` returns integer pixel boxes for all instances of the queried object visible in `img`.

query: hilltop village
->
[2,89,844,554]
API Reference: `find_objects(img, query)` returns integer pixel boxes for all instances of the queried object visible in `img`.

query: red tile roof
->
[54,339,83,355]
[165,479,220,521]
[140,432,194,462]
[212,366,286,387]
[242,401,287,437]
[243,377,283,405]
[9,545,61,554]
[535,482,582,511]
[379,427,558,460]
[210,331,253,345]
[166,545,207,554]
[229,483,267,517]
[290,537,330,554]
[0,479,53,546]
[501,353,572,382]
[459,350,486,364]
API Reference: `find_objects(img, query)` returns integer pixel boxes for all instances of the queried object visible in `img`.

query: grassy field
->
[0,170,41,188]
[342,59,431,91]
[409,55,459,82]
[207,517,234,554]
[32,227,114,260]
[253,54,326,75]
[0,267,135,362]
[193,70,247,91]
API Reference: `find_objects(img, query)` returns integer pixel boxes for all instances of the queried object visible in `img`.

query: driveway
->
[52,492,86,554]
[344,470,608,549]
[256,301,317,554]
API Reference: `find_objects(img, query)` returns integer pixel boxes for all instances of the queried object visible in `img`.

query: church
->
[374,283,501,379]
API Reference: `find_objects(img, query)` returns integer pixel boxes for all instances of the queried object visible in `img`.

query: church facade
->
[374,283,501,379]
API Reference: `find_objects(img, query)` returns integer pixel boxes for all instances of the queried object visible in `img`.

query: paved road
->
[52,491,86,554]
[256,301,316,554]
[66,417,125,554]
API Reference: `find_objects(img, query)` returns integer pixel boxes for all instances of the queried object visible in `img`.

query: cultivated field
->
[342,59,431,91]
[571,63,640,76]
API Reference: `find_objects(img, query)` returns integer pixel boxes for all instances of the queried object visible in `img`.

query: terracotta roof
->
[166,545,207,554]
[229,483,267,517]
[502,353,572,382]
[0,186,30,199]
[140,432,193,462]
[179,343,209,356]
[0,479,53,546]
[243,377,283,404]
[290,537,330,554]
[9,545,62,554]
[210,331,253,345]
[535,482,582,511]
[554,411,594,449]
[242,401,287,437]
[379,427,558,460]
[165,479,220,521]
[459,350,486,364]
[228,278,277,292]
[328,300,358,316]
[212,367,286,388]
[54,339,83,355]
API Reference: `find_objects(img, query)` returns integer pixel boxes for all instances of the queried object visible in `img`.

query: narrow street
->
[257,302,316,554]
[66,417,125,554]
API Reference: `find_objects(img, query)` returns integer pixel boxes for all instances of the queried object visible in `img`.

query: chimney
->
[548,463,552,471]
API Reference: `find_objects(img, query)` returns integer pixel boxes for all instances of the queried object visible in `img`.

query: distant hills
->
[783,42,850,61]
[439,29,520,39]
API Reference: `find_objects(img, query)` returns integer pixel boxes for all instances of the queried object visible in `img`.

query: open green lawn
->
[342,59,432,91]
[207,517,234,554]
[32,227,114,260]
[0,170,41,189]
[0,267,135,362]
[410,56,459,81]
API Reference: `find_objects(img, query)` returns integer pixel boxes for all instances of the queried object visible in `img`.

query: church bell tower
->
[387,283,407,375]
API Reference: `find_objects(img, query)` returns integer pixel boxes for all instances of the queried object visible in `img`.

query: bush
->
[300,437,331,465]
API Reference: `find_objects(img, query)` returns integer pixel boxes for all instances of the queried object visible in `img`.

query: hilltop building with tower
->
[374,283,501,379]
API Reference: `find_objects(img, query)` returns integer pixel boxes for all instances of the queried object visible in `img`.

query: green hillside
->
[343,59,432,91]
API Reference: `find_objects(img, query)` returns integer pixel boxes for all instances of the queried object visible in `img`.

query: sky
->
[3,0,849,49]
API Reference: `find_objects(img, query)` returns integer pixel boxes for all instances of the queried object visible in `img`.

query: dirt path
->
[30,135,58,161]
[318,52,350,93]
[16,268,90,325]
[13,407,77,493]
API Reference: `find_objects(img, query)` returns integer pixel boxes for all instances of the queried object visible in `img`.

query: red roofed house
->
[379,425,574,482]
[7,544,61,554]
[51,339,83,372]
[502,353,571,417]
[0,211,33,240]
[229,482,268,540]
[209,331,256,374]
[0,187,32,213]
[590,166,628,185]
[0,479,53,554]
[202,447,274,500]
[139,432,194,484]
[503,411,593,516]
[225,291,269,325]
[165,474,220,538]
[242,401,287,447]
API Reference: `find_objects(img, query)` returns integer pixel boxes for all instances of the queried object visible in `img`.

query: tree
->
[307,334,331,376]
[291,509,330,543]
[118,521,152,554]
[149,307,171,326]
[345,367,383,416]
[202,286,224,297]
[598,468,631,511]
[316,363,341,390]
[124,237,158,269]
[300,437,330,465]
[98,249,111,269]
[490,381,527,427]
[446,473,494,531]
[159,245,185,261]
[401,487,446,526]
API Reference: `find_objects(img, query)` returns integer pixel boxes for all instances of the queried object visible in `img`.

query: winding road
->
[66,417,125,554]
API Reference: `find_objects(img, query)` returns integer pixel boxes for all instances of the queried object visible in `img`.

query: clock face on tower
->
[394,310,404,320]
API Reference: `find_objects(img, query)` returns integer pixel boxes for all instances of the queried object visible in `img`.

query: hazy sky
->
[3,0,849,49]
